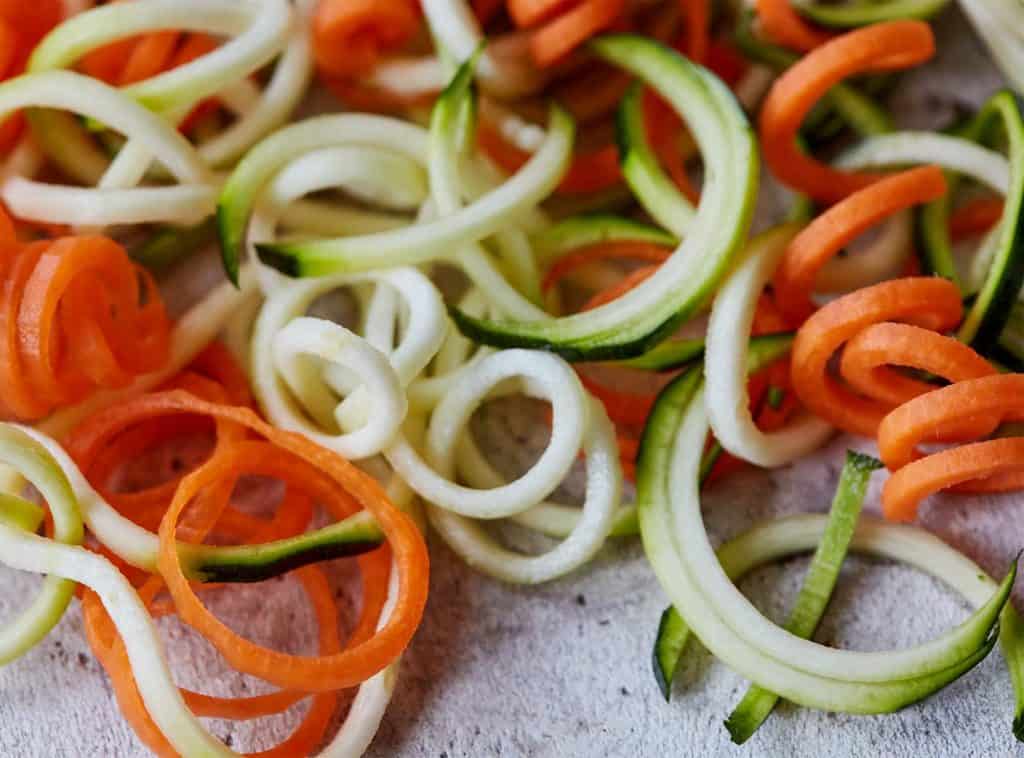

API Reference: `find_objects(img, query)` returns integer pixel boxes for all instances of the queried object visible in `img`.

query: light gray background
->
[1,8,1020,757]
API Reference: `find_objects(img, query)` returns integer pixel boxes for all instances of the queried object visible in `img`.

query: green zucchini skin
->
[652,605,690,701]
[616,82,694,238]
[996,301,1024,370]
[533,214,677,267]
[253,234,302,277]
[623,332,794,373]
[450,34,758,361]
[917,194,959,284]
[958,92,1024,353]
[183,512,384,584]
[646,338,796,700]
[725,451,883,744]
[621,338,706,372]
[916,115,988,287]
[448,303,678,362]
[639,366,1015,716]
[792,0,949,27]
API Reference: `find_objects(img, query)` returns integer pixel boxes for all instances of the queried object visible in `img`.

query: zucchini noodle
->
[253,104,573,282]
[837,91,1024,353]
[251,269,446,459]
[640,369,1011,712]
[13,0,312,244]
[247,143,429,290]
[661,512,1024,729]
[421,0,546,98]
[790,0,950,26]
[223,66,553,318]
[29,0,292,115]
[617,82,696,237]
[0,482,400,758]
[6,6,1019,753]
[442,35,758,361]
[705,226,834,467]
[272,317,408,460]
[0,392,420,757]
[407,289,496,413]
[428,395,620,584]
[425,59,549,320]
[217,112,434,283]
[386,350,587,518]
[0,524,234,757]
[0,71,215,227]
[959,0,1024,96]
[198,0,316,170]
[837,133,1010,194]
[835,131,1010,292]
[252,267,624,581]
[0,427,83,664]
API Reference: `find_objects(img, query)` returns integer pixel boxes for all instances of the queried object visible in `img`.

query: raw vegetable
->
[638,366,1012,713]
[0,223,171,421]
[616,82,695,236]
[759,21,935,203]
[773,166,948,324]
[791,0,949,28]
[790,277,995,437]
[706,225,833,467]
[725,451,883,743]
[652,511,1024,737]
[450,34,758,360]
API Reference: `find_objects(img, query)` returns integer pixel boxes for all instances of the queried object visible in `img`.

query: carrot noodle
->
[54,376,426,752]
[529,0,626,67]
[773,165,947,324]
[754,0,832,53]
[313,0,421,79]
[0,209,170,421]
[878,375,1024,521]
[0,0,62,150]
[759,21,935,203]
[949,196,1005,242]
[790,277,995,438]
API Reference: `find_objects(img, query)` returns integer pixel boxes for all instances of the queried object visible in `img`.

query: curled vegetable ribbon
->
[791,277,997,439]
[754,0,832,53]
[0,0,62,150]
[70,346,356,756]
[314,0,422,79]
[773,165,948,325]
[59,387,428,755]
[81,30,223,134]
[0,342,419,755]
[879,374,1024,522]
[0,221,171,421]
[759,21,935,203]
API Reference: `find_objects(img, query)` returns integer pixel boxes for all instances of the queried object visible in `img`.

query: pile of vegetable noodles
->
[1,0,1024,754]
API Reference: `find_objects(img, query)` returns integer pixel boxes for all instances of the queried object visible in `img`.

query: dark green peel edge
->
[184,512,384,584]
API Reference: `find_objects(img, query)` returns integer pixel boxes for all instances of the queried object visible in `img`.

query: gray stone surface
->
[1,7,1021,758]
